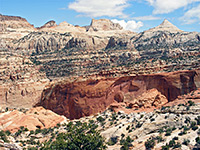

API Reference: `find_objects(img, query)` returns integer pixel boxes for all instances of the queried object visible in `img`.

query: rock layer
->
[39,69,200,119]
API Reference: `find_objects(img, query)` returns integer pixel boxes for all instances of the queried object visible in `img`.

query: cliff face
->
[39,69,200,119]
[0,54,49,109]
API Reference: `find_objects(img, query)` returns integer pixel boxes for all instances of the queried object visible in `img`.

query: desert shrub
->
[173,142,181,148]
[15,129,23,137]
[192,126,198,131]
[173,136,178,140]
[187,100,195,106]
[190,121,197,128]
[196,137,200,144]
[197,129,200,135]
[29,130,34,136]
[40,122,106,150]
[120,136,133,150]
[150,118,155,122]
[107,136,118,146]
[145,137,155,150]
[136,122,143,128]
[182,139,190,146]
[195,116,200,125]
[178,130,187,136]
[165,128,172,136]
[155,136,164,143]
[96,116,105,122]
[162,145,169,150]
[126,125,130,130]
[185,117,191,124]
[169,140,175,147]
[35,128,42,135]
[0,130,9,143]
[5,130,11,136]
[111,113,117,121]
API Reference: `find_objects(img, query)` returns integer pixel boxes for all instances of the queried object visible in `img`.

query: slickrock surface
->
[39,69,200,119]
[0,107,64,133]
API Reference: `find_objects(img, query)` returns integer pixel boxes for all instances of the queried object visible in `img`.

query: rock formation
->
[0,53,49,109]
[87,19,123,32]
[38,20,57,29]
[39,69,200,119]
[0,107,64,132]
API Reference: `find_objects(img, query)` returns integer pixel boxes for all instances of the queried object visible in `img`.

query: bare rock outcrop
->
[127,88,168,109]
[0,107,64,132]
[39,69,200,119]
[0,54,49,109]
[38,20,57,29]
[15,32,72,52]
[87,19,123,32]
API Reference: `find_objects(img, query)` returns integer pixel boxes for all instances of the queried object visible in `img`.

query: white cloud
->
[146,0,200,14]
[133,15,161,21]
[111,19,143,32]
[68,0,129,17]
[180,4,200,24]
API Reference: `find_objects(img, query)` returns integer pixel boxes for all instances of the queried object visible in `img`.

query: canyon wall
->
[39,69,200,119]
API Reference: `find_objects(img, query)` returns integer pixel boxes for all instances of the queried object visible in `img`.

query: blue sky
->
[0,0,200,32]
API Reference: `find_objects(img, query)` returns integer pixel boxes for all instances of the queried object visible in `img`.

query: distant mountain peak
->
[148,19,182,33]
[87,19,123,32]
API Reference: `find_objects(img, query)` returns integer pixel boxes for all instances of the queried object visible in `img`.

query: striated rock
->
[0,107,64,132]
[106,36,134,49]
[0,54,49,109]
[149,19,182,33]
[15,32,72,52]
[87,19,123,32]
[0,14,34,29]
[39,69,200,119]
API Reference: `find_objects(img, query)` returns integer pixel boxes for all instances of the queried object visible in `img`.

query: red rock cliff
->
[39,70,200,119]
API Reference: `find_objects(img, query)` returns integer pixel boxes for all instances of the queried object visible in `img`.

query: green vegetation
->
[145,137,155,149]
[107,137,118,146]
[120,136,133,150]
[0,130,9,143]
[38,122,106,150]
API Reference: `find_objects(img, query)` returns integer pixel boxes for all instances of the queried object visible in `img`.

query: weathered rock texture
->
[0,54,49,109]
[0,107,64,132]
[39,69,200,119]
[87,19,123,32]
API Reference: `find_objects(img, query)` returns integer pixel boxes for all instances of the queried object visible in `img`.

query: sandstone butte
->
[0,107,64,133]
[38,69,200,119]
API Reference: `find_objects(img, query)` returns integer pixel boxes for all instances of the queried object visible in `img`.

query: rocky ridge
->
[0,14,200,80]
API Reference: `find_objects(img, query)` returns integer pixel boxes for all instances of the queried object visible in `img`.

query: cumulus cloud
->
[146,0,200,14]
[180,4,200,24]
[111,19,143,32]
[133,15,161,21]
[68,0,129,17]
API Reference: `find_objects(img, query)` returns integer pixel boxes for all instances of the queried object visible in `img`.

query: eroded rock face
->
[0,55,49,109]
[87,19,123,32]
[0,107,64,132]
[126,89,168,109]
[39,79,116,119]
[39,69,200,119]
